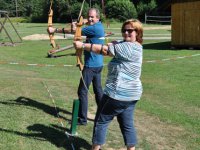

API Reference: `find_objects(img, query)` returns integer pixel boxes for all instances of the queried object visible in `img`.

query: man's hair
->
[88,8,100,19]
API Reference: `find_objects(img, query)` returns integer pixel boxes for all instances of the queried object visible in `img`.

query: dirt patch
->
[22,34,74,40]
[0,42,16,46]
[22,26,171,41]
[135,110,186,150]
[87,108,187,150]
[144,25,171,30]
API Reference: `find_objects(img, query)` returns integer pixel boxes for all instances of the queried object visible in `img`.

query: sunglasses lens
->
[122,29,136,33]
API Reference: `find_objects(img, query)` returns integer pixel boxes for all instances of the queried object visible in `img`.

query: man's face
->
[87,10,99,25]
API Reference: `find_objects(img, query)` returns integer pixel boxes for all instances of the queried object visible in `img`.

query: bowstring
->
[76,0,94,100]
[42,81,75,150]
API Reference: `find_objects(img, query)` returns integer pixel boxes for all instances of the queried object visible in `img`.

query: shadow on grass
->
[143,41,171,50]
[0,96,71,121]
[46,52,76,58]
[0,123,91,150]
[26,25,46,28]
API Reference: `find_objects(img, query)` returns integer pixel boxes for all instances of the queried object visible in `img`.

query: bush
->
[70,2,90,21]
[7,17,29,23]
[136,0,157,20]
[105,0,137,21]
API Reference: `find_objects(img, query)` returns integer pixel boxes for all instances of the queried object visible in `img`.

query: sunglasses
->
[122,29,136,34]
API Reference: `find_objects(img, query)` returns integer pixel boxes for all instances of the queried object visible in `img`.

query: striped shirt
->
[104,41,143,101]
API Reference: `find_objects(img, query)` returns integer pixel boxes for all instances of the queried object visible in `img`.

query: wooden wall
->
[171,0,200,48]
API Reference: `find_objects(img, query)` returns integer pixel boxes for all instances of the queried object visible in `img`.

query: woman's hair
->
[121,19,143,44]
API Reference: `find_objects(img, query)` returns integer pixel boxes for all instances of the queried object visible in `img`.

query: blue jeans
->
[78,66,103,124]
[92,94,138,147]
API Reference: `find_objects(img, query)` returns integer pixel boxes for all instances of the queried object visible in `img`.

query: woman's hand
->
[107,40,118,46]
[73,41,83,50]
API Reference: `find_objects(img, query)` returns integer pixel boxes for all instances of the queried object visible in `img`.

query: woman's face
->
[122,24,137,42]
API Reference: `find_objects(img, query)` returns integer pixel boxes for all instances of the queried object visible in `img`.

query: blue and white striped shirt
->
[104,41,143,101]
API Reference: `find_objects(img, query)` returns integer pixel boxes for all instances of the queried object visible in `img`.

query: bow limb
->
[74,16,84,71]
[73,0,86,71]
[47,2,57,49]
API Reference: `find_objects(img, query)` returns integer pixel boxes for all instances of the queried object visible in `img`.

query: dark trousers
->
[78,66,103,124]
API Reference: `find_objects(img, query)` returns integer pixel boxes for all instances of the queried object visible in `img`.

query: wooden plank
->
[171,0,200,47]
[171,10,184,45]
[184,10,200,45]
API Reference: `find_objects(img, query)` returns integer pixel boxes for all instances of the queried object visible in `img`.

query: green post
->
[70,99,80,135]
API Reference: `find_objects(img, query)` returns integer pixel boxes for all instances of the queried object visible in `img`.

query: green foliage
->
[0,0,16,16]
[30,1,47,22]
[55,0,73,22]
[136,0,157,17]
[70,2,90,20]
[0,0,8,10]
[0,0,160,23]
[106,0,137,21]
[6,17,28,23]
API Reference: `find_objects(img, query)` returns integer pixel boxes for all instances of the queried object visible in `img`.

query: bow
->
[74,0,85,71]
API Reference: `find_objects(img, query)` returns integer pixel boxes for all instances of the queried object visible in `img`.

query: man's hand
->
[48,49,57,54]
[83,19,88,25]
[71,22,77,32]
[47,27,56,34]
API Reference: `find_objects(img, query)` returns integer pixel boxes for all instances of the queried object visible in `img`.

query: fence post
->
[145,13,147,24]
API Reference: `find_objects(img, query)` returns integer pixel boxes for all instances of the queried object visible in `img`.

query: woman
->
[74,19,143,150]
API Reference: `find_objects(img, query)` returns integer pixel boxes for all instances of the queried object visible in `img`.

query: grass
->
[0,22,200,150]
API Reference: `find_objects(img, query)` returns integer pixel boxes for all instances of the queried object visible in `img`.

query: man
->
[48,8,105,125]
[76,8,104,125]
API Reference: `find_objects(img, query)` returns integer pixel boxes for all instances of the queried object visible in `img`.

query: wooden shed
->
[171,0,200,48]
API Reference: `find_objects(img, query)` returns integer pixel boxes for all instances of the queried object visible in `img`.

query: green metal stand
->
[70,99,80,135]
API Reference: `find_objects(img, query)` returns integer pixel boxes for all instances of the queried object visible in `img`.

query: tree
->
[105,0,137,22]
[0,0,9,10]
[132,0,157,20]
[0,0,160,23]
[0,0,16,16]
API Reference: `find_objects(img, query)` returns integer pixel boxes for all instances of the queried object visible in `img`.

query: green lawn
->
[0,22,199,150]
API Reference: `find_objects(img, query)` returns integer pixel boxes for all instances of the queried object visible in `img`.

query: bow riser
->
[48,8,57,49]
[74,16,84,71]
